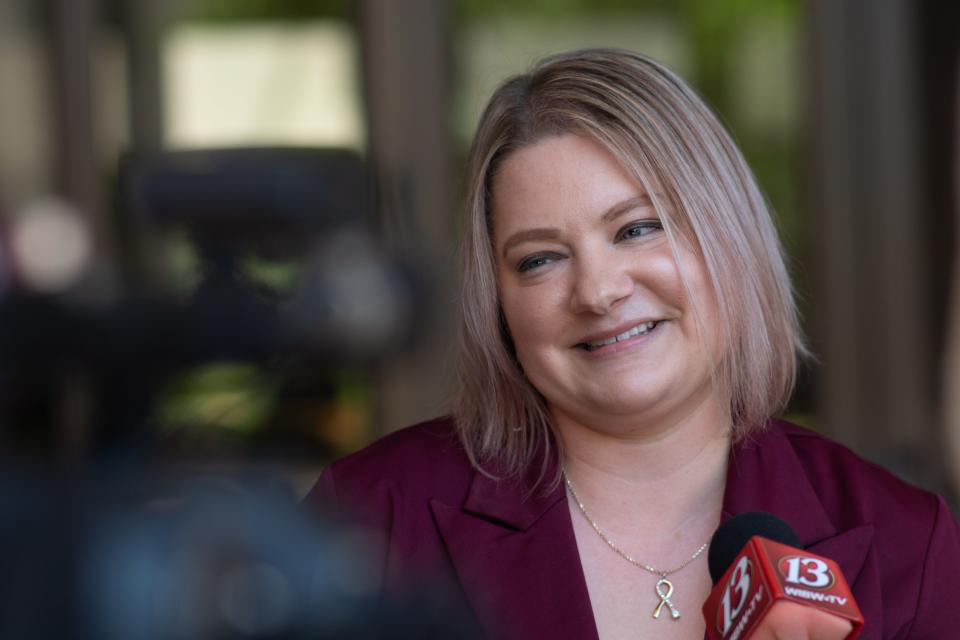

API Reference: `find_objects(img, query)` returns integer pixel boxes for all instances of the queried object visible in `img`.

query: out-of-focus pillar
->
[358,0,455,432]
[121,0,168,153]
[807,0,950,493]
[47,0,102,224]
[44,0,106,457]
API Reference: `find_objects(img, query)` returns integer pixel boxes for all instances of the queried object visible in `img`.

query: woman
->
[308,49,959,639]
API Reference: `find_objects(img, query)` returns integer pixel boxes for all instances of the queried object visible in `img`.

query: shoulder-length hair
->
[453,48,805,482]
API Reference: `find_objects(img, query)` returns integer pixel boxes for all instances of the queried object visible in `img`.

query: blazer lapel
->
[721,424,882,637]
[722,427,835,544]
[430,466,599,640]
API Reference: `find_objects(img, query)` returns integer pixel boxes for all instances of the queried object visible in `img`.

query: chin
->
[590,378,670,407]
[561,377,713,425]
[570,388,671,421]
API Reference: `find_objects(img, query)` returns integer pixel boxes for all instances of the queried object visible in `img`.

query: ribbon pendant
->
[652,576,681,620]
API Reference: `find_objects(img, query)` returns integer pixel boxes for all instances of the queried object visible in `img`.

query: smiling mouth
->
[578,321,660,351]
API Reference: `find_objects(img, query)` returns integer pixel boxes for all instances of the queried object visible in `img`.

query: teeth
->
[584,321,657,349]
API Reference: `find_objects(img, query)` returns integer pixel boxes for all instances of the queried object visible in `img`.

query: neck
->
[555,393,730,537]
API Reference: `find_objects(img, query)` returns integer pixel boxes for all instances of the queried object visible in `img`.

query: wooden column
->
[807,0,946,491]
[358,0,456,432]
[47,0,102,222]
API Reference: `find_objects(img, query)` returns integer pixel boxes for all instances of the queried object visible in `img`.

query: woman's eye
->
[616,220,662,241]
[517,253,560,273]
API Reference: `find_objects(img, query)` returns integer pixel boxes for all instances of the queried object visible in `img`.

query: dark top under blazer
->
[306,418,960,639]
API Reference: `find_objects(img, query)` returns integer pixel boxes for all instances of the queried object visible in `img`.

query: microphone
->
[702,512,864,640]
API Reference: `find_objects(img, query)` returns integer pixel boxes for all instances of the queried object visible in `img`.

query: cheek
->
[699,293,726,361]
[500,288,550,350]
[498,278,566,366]
[673,253,725,356]
[646,256,689,307]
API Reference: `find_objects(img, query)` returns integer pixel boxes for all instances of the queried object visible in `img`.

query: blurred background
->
[0,0,957,636]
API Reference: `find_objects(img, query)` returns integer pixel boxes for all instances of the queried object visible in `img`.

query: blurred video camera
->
[0,147,423,454]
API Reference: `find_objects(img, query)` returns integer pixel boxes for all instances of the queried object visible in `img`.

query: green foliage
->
[156,363,279,433]
[458,0,799,113]
[460,0,796,21]
[243,256,300,294]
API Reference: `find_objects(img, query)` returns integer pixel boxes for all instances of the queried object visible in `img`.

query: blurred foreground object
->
[0,470,473,639]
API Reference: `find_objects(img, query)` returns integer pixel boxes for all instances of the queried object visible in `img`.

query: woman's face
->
[491,134,723,433]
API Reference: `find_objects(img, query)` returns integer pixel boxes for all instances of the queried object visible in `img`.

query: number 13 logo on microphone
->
[778,555,836,589]
[718,556,753,635]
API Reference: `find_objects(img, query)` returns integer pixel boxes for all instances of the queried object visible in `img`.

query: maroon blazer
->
[306,418,960,639]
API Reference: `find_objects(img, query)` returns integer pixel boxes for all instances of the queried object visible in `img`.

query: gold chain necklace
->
[564,471,710,621]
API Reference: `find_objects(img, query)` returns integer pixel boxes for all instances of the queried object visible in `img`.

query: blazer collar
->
[722,422,836,545]
[460,446,566,531]
[433,421,876,639]
[721,421,875,595]
[457,420,860,544]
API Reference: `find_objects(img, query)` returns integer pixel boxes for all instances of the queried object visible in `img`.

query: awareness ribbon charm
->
[652,576,681,620]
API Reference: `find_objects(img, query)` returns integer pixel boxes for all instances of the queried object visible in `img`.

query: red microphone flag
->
[702,536,864,640]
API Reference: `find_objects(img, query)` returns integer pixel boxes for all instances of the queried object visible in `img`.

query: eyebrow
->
[499,194,654,258]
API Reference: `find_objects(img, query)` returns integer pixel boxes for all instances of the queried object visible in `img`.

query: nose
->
[569,251,633,314]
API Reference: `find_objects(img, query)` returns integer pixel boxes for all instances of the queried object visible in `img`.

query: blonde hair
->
[454,48,805,481]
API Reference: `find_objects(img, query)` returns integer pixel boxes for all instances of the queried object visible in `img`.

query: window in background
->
[162,1,364,150]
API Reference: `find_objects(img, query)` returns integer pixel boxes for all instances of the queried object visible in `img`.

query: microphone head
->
[708,512,800,583]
